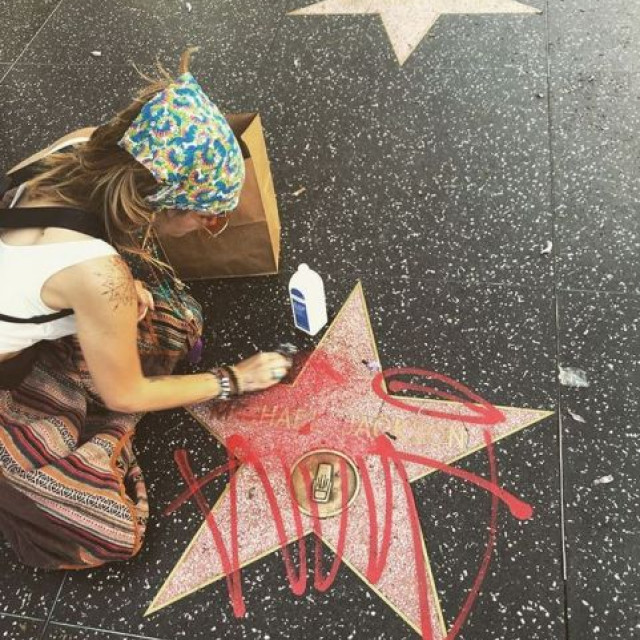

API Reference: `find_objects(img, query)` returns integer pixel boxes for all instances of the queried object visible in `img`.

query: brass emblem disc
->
[290,449,360,519]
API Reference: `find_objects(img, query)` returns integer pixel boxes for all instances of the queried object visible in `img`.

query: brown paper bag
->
[157,113,281,280]
[7,114,281,281]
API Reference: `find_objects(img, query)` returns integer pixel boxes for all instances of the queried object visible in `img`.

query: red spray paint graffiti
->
[168,368,534,639]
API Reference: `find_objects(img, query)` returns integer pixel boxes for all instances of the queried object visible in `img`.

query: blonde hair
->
[26,47,200,272]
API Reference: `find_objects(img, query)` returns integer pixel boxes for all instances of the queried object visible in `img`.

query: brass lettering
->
[447,426,467,449]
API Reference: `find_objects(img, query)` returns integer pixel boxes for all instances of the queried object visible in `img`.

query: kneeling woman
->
[0,49,291,570]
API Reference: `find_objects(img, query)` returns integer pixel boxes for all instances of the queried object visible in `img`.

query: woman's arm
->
[63,254,222,413]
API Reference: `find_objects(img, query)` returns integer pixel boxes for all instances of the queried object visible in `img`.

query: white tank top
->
[0,183,118,354]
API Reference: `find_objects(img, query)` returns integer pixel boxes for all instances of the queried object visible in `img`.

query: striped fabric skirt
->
[0,254,203,570]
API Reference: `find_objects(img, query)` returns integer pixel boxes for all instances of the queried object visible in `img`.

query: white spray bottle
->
[288,264,328,336]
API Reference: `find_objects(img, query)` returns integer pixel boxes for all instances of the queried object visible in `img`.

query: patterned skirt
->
[0,253,203,570]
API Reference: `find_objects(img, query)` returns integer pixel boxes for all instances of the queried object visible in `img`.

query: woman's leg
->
[0,260,203,569]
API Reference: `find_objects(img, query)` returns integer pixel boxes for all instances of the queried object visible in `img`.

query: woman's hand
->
[134,280,155,321]
[231,352,293,394]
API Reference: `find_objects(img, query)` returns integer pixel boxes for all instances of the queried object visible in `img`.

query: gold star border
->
[146,283,553,638]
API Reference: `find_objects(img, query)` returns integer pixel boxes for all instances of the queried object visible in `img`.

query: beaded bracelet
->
[220,365,241,395]
[208,367,232,401]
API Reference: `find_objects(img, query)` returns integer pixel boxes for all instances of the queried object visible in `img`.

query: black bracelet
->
[220,365,240,395]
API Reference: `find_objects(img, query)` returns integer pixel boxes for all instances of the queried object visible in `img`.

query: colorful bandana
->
[118,72,245,215]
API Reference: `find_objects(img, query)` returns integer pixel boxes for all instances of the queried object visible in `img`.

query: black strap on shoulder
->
[0,206,106,239]
[0,309,74,324]
[1,156,106,240]
[0,170,108,324]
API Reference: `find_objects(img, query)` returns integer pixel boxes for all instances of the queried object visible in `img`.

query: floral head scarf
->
[119,72,245,215]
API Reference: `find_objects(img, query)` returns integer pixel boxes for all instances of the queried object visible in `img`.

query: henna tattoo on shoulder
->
[95,256,137,312]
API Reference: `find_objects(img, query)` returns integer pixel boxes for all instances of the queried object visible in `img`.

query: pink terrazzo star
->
[147,283,552,638]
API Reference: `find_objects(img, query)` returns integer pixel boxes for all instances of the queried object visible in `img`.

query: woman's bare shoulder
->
[41,227,99,244]
[52,253,137,315]
[0,226,98,246]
